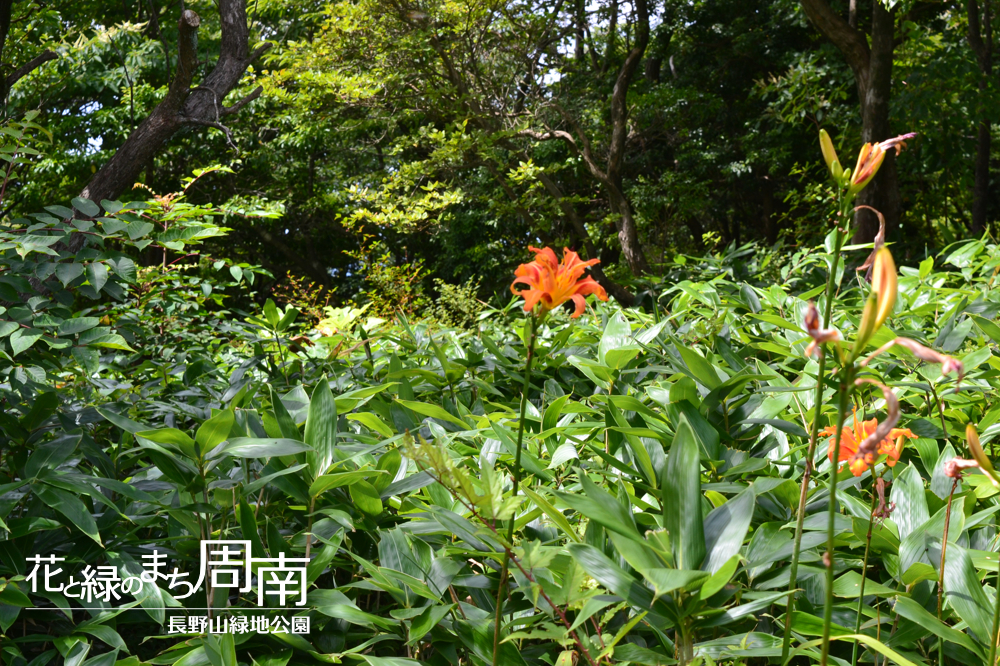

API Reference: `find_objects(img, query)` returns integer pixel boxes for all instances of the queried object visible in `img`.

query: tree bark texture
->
[80,0,269,205]
[967,0,993,236]
[799,0,899,243]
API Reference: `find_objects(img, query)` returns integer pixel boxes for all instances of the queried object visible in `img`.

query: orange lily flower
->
[511,247,608,318]
[824,408,915,476]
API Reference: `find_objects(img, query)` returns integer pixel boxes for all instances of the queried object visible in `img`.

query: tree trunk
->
[973,119,990,235]
[605,0,650,274]
[854,1,898,244]
[968,0,993,236]
[536,172,635,305]
[799,0,901,244]
[80,0,269,205]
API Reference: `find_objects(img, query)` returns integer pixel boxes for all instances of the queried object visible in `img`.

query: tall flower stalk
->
[494,246,607,665]
[781,129,915,663]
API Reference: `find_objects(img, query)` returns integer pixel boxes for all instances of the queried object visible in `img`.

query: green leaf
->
[598,311,633,366]
[567,543,666,620]
[893,596,985,658]
[396,399,468,428]
[55,263,85,287]
[553,473,643,543]
[700,554,739,599]
[10,328,42,356]
[831,571,898,598]
[407,604,454,645]
[23,435,79,479]
[57,317,100,336]
[310,470,387,497]
[71,197,100,217]
[86,263,108,293]
[263,299,281,328]
[521,486,581,542]
[791,634,921,666]
[311,589,396,630]
[674,343,721,390]
[645,568,709,600]
[304,377,338,478]
[221,438,311,458]
[971,314,1000,344]
[136,428,197,459]
[346,412,394,437]
[33,483,102,545]
[702,488,753,572]
[350,480,383,516]
[890,463,929,541]
[96,407,147,434]
[943,543,994,643]
[196,409,234,453]
[664,413,706,569]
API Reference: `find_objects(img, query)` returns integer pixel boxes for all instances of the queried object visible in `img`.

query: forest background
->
[4,0,995,310]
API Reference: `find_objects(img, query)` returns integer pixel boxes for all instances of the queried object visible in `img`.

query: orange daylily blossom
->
[849,133,917,195]
[824,408,916,476]
[511,247,608,318]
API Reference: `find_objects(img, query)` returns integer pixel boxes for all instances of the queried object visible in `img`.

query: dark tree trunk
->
[973,120,990,235]
[799,0,901,244]
[968,0,993,236]
[855,2,898,243]
[602,0,618,74]
[604,0,650,274]
[536,172,635,305]
[80,0,269,204]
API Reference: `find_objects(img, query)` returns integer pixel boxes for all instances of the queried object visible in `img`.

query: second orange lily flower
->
[825,408,916,476]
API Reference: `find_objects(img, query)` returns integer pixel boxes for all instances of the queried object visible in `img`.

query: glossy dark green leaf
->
[702,488,754,572]
[663,413,706,569]
[304,376,338,478]
[33,483,101,545]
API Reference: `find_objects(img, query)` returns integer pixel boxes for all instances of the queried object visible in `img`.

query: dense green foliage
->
[1,194,999,664]
[4,0,999,305]
[4,0,1000,663]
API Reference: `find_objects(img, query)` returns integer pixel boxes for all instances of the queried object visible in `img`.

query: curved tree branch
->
[81,0,272,205]
[5,50,56,89]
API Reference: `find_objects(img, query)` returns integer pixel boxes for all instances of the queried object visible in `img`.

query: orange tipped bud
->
[871,247,897,330]
[819,129,843,179]
[967,423,999,487]
[848,133,917,197]
[852,247,896,357]
[849,143,885,195]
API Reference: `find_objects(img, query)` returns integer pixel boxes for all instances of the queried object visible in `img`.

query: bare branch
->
[182,117,237,150]
[221,86,262,115]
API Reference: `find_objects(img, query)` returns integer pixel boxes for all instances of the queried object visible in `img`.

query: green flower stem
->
[851,481,880,666]
[937,477,959,666]
[990,537,1000,666]
[821,371,853,666]
[782,196,850,664]
[492,315,537,666]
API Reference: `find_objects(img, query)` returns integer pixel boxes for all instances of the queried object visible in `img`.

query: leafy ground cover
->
[2,134,1000,666]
